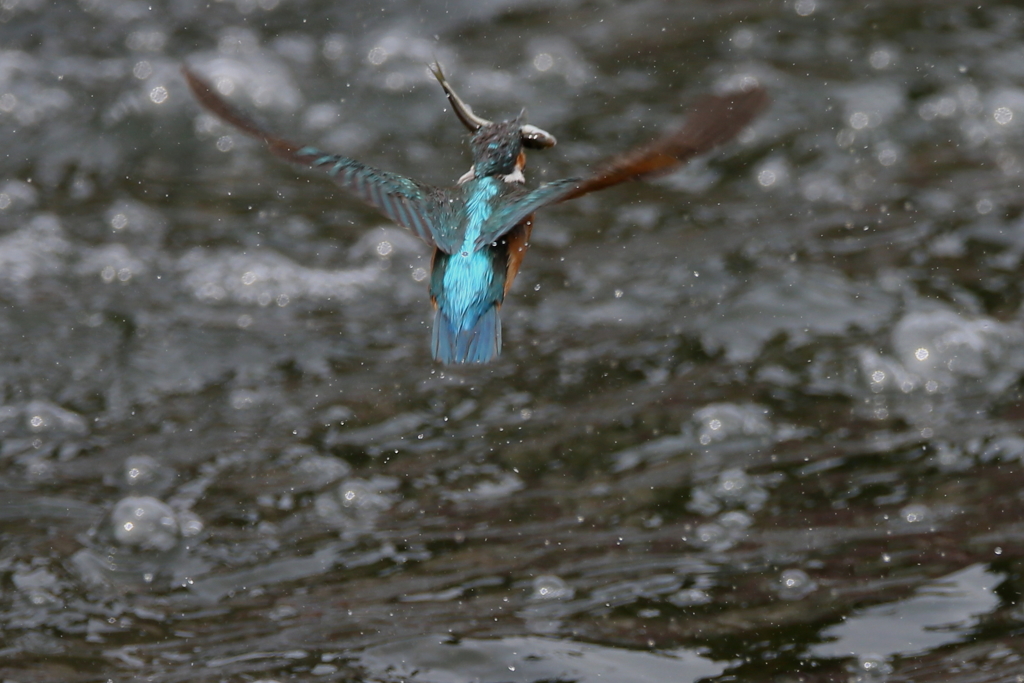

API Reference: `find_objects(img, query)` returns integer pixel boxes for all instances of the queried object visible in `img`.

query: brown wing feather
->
[502,216,534,297]
[558,86,770,203]
[182,66,306,164]
[182,65,449,247]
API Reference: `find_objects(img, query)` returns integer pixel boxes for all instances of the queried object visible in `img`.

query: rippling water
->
[3,1,1024,681]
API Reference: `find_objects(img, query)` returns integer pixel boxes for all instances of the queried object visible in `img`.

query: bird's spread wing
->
[297,149,453,247]
[474,86,769,248]
[182,66,450,247]
[559,86,770,202]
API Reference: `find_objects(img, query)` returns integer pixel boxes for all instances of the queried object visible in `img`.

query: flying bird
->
[182,63,768,364]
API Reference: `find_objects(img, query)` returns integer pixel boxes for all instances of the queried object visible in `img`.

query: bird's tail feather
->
[432,306,502,364]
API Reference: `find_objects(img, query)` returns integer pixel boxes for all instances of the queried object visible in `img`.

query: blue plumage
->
[432,303,501,364]
[183,62,767,364]
[429,177,506,363]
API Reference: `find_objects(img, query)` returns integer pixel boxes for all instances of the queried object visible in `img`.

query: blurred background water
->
[2,0,1024,681]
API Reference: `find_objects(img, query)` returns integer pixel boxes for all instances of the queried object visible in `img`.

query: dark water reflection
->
[3,1,1024,681]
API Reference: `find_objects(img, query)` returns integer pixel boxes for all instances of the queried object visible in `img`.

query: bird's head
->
[430,63,556,180]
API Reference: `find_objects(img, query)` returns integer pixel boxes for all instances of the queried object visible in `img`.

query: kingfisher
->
[183,63,768,364]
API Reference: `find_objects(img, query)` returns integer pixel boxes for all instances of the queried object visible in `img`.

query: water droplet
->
[869,49,892,69]
[757,169,777,187]
[731,28,755,49]
[0,93,17,112]
[849,112,870,130]
[794,0,816,16]
[110,496,179,551]
[133,61,152,80]
[323,35,346,61]
[124,454,161,487]
[877,147,898,166]
[149,86,168,104]
[530,575,574,600]
[668,588,711,606]
[856,654,893,677]
[900,503,929,523]
[777,568,817,599]
[367,46,388,65]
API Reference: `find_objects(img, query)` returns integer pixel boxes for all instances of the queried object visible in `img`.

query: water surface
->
[2,1,1024,681]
